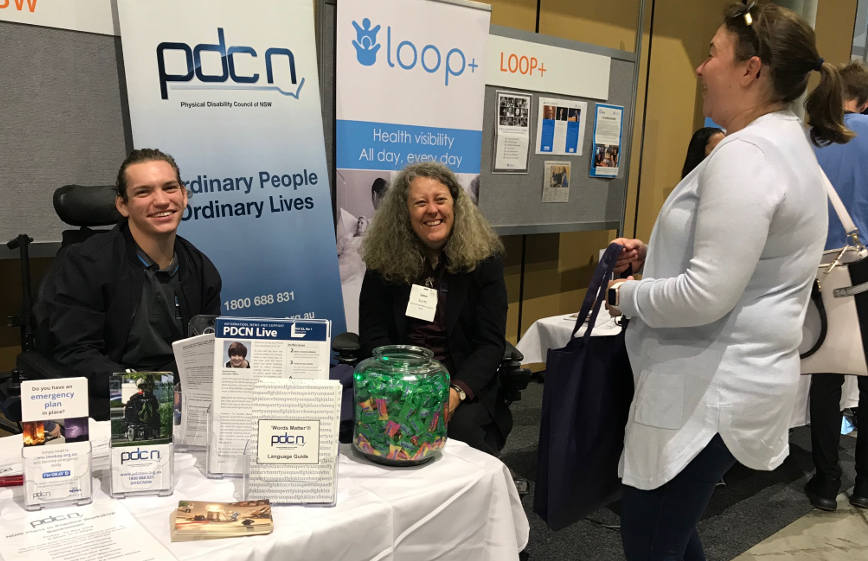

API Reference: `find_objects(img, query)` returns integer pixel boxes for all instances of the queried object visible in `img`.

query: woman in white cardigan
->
[606,3,852,560]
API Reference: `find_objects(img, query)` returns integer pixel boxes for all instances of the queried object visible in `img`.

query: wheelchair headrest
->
[53,185,122,227]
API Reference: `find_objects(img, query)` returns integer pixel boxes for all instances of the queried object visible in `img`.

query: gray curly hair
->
[362,162,503,284]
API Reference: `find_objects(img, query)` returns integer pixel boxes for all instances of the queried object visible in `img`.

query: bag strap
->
[823,169,864,246]
[800,279,828,359]
[570,243,622,338]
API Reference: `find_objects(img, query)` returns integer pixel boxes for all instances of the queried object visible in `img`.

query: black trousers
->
[448,400,505,456]
[621,434,736,561]
[809,374,868,490]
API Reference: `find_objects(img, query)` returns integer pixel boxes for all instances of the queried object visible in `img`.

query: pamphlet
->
[172,333,216,448]
[208,317,331,477]
[535,96,588,156]
[20,378,91,509]
[109,372,174,497]
[590,103,624,178]
[0,500,174,561]
[493,90,531,172]
[244,378,341,505]
[171,499,273,541]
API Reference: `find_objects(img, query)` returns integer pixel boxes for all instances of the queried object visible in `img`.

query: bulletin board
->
[477,25,640,236]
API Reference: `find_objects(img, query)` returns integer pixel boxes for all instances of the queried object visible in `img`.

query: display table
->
[0,422,529,561]
[516,313,859,427]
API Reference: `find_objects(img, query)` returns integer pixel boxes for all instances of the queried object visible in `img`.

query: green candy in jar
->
[353,345,450,466]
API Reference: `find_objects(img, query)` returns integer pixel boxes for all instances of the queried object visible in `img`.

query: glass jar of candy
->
[352,345,449,466]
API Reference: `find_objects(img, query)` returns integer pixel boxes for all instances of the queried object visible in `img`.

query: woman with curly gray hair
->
[359,162,510,455]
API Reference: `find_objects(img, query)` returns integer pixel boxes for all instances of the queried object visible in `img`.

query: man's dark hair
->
[115,148,182,201]
[839,61,868,107]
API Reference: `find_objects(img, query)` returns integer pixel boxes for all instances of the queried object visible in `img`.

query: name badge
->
[406,284,438,322]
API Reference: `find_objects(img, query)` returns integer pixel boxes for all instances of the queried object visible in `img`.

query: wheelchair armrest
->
[333,332,361,365]
[503,341,524,365]
[17,350,69,380]
[499,342,531,404]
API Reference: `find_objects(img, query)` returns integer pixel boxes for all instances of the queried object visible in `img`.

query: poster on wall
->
[590,104,624,178]
[116,0,346,334]
[542,161,571,203]
[535,97,587,156]
[335,0,491,332]
[493,90,531,173]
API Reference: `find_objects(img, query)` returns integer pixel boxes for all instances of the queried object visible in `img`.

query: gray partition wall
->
[0,21,131,256]
[477,25,638,236]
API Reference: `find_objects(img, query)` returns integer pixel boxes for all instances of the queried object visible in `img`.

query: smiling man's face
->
[116,160,188,243]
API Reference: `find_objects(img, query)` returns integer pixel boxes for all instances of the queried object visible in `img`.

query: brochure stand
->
[206,317,333,479]
[22,441,93,511]
[205,403,226,479]
[241,378,342,506]
[20,377,94,510]
[109,372,176,498]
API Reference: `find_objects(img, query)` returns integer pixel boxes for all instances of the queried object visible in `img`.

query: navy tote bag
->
[533,243,634,530]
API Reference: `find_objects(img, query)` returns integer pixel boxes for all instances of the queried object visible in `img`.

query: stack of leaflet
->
[170,499,274,541]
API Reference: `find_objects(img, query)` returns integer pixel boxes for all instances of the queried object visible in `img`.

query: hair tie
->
[814,58,824,72]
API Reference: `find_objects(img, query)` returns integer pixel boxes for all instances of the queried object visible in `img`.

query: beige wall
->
[0,1,861,368]
[815,0,858,65]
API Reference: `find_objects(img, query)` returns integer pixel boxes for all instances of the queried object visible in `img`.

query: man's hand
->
[612,237,647,275]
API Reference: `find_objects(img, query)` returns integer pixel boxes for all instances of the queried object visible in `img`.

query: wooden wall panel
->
[482,0,538,31]
[814,0,858,65]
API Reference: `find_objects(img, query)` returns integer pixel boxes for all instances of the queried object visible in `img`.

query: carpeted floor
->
[499,380,858,561]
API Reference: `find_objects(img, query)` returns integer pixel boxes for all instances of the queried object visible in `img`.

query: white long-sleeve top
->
[618,110,827,490]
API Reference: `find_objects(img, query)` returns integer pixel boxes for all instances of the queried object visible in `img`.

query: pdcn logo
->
[30,513,82,528]
[271,433,305,448]
[351,17,477,86]
[156,28,304,100]
[120,447,161,464]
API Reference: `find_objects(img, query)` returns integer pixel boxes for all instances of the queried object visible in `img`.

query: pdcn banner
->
[335,0,490,332]
[117,0,345,333]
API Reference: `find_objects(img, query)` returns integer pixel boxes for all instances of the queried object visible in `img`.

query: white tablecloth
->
[516,313,859,428]
[0,422,529,561]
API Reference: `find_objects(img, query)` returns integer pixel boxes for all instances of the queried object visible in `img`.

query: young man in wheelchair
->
[35,149,222,420]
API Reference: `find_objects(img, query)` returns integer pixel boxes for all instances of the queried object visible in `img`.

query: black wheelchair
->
[1,185,121,431]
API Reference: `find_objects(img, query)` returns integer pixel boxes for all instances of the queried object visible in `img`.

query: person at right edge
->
[606,3,851,560]
[805,61,868,512]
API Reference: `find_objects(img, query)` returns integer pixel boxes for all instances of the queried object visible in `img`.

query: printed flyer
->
[535,97,587,156]
[244,378,341,505]
[493,91,531,172]
[208,317,331,477]
[0,500,174,561]
[20,378,91,508]
[172,333,216,449]
[590,104,624,178]
[109,372,174,497]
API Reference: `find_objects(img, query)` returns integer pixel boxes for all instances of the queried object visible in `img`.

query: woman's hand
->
[606,277,633,317]
[447,387,462,421]
[612,237,647,275]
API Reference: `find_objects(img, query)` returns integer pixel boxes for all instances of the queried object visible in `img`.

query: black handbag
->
[533,242,634,530]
